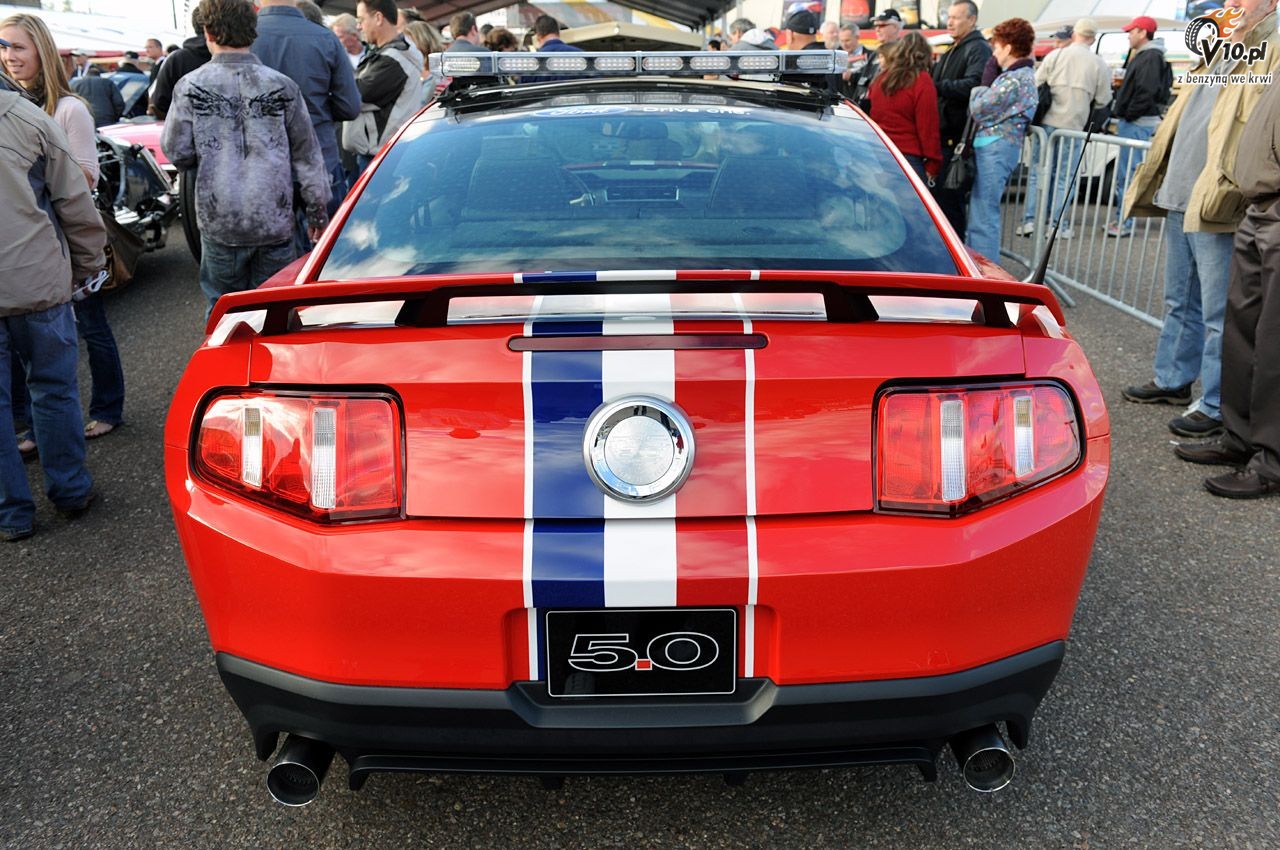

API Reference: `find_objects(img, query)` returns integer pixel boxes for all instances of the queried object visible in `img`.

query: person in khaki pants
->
[1173,76,1280,498]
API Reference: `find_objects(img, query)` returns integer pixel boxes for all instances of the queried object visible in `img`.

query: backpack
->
[1156,59,1174,106]
[1032,81,1052,126]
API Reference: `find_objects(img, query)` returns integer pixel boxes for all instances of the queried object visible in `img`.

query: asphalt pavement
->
[1,239,1276,849]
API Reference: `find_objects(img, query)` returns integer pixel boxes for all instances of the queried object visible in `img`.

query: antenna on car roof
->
[1024,127,1095,297]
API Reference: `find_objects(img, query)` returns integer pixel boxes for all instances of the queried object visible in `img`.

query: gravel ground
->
[1,238,1276,849]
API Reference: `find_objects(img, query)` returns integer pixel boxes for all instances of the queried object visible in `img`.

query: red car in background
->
[165,51,1109,806]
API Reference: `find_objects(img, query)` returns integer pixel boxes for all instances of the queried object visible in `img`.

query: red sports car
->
[165,51,1109,806]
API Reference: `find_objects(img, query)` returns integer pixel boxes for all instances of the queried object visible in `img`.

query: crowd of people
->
[2,0,1279,543]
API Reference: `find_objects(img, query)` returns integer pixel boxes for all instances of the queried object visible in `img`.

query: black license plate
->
[545,608,737,698]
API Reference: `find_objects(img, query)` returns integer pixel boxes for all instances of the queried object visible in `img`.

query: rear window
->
[320,99,958,279]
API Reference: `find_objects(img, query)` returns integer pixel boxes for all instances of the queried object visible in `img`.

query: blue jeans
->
[73,294,125,425]
[902,154,928,183]
[7,294,125,431]
[1,304,94,536]
[1153,211,1235,420]
[1112,118,1158,229]
[1023,130,1084,228]
[966,137,1022,262]
[198,237,296,317]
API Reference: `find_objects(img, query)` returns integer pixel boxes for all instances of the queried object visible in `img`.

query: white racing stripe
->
[602,294,677,607]
[734,293,760,677]
[523,295,542,679]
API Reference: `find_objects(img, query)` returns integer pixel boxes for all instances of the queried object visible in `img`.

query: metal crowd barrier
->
[998,127,1168,329]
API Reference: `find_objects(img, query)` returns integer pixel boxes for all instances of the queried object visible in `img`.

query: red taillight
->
[195,393,402,522]
[876,383,1081,515]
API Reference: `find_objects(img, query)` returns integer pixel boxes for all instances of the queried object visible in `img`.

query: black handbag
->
[942,117,976,192]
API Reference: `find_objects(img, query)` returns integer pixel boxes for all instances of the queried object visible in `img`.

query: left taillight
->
[194,392,402,522]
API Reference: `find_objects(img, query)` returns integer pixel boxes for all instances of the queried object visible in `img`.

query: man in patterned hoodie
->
[162,0,331,315]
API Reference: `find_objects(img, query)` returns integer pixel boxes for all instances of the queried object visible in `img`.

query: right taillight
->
[194,392,402,522]
[876,383,1081,515]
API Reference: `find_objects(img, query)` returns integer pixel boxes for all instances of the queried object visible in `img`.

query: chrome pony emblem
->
[583,397,695,502]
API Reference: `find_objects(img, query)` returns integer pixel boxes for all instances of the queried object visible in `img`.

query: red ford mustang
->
[165,52,1109,805]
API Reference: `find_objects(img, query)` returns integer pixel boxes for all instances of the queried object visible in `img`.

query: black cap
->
[1052,25,1073,39]
[785,9,819,34]
[124,50,140,60]
[872,8,902,24]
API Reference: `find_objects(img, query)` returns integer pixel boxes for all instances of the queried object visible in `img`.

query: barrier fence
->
[997,126,1167,329]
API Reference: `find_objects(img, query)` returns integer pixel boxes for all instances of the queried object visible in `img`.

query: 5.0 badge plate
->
[545,609,737,698]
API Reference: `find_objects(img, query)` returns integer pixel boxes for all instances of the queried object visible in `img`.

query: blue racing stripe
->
[531,520,605,608]
[522,271,600,284]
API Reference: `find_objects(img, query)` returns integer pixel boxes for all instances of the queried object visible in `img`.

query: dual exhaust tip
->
[264,724,1015,805]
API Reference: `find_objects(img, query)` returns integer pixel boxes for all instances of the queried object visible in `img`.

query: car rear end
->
[165,64,1109,803]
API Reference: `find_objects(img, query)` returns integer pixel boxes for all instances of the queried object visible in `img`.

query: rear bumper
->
[219,641,1063,783]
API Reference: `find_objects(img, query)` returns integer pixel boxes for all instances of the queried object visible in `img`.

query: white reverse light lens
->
[547,56,588,72]
[594,56,636,71]
[940,399,966,502]
[442,56,483,74]
[242,406,262,488]
[311,407,337,510]
[497,55,539,73]
[737,54,779,71]
[1013,395,1035,477]
[642,55,683,71]
[690,55,731,71]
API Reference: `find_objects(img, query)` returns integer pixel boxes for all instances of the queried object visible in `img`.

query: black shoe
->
[1168,410,1224,438]
[1174,438,1252,466]
[1204,469,1280,499]
[2,527,34,543]
[56,491,95,520]
[1121,381,1193,405]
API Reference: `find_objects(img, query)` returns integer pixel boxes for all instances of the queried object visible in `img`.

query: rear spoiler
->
[205,271,1067,338]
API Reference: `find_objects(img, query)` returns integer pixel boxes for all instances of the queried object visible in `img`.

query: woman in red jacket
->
[867,32,942,184]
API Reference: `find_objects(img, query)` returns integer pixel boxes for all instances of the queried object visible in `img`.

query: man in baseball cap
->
[1105,15,1172,237]
[871,7,904,45]
[785,9,821,48]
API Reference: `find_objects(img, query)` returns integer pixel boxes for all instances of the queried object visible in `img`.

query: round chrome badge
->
[583,396,695,502]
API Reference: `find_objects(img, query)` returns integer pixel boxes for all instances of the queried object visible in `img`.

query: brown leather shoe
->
[1173,439,1251,466]
[1204,469,1280,499]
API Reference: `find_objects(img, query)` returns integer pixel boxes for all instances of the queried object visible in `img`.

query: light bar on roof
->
[429,50,846,80]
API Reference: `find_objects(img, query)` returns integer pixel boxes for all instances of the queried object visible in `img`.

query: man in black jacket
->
[150,8,211,118]
[70,66,124,126]
[930,0,991,234]
[1105,15,1171,237]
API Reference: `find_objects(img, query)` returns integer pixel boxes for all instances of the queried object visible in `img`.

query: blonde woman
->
[2,12,125,442]
[403,20,445,104]
[0,13,97,188]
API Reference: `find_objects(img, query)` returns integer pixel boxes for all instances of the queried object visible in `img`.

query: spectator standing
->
[446,12,486,52]
[964,17,1038,261]
[1019,18,1111,238]
[144,38,165,83]
[1105,16,1172,237]
[867,33,941,184]
[2,13,126,443]
[162,0,331,315]
[837,23,873,108]
[783,9,821,50]
[397,7,423,33]
[821,21,839,47]
[295,1,325,27]
[484,26,518,52]
[150,8,211,119]
[403,21,445,103]
[530,15,584,83]
[727,18,754,47]
[1051,24,1072,51]
[931,0,992,235]
[71,65,124,127]
[345,0,422,171]
[1121,0,1278,438]
[69,48,91,79]
[1176,77,1280,498]
[1,63,105,541]
[331,14,366,69]
[111,50,149,117]
[252,0,361,251]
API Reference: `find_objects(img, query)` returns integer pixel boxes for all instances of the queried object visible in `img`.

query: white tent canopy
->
[0,5,184,54]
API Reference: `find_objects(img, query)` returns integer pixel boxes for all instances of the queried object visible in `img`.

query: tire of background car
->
[180,168,201,262]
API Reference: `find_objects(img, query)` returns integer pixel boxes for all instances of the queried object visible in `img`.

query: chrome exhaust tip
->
[267,735,334,806]
[949,725,1015,793]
